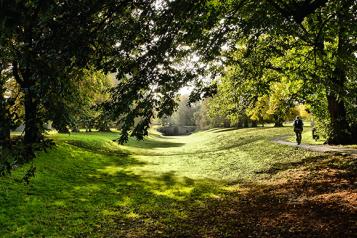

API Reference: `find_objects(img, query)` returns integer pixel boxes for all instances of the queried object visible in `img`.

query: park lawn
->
[0,127,356,237]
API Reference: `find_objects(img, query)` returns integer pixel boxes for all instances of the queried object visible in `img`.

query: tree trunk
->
[223,119,230,128]
[236,120,243,128]
[0,97,11,147]
[71,127,80,133]
[24,89,42,144]
[273,115,284,127]
[251,120,258,127]
[326,92,352,144]
[243,117,249,128]
[325,6,353,145]
[0,66,10,147]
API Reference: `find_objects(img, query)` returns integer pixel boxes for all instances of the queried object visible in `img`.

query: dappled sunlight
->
[73,184,101,192]
[98,165,123,175]
[52,200,66,206]
[1,128,356,237]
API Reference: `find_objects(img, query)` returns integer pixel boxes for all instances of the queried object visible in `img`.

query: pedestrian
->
[293,116,303,145]
[311,120,319,141]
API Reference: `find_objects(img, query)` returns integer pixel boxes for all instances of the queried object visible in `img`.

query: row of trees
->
[159,0,357,144]
[1,0,356,160]
[202,0,356,143]
[162,92,308,131]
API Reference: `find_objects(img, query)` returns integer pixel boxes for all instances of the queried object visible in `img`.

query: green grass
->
[284,125,324,145]
[1,126,323,237]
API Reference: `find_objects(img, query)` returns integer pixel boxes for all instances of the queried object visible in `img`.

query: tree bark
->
[0,96,11,147]
[0,65,10,147]
[325,86,352,144]
[325,4,353,145]
[23,89,42,144]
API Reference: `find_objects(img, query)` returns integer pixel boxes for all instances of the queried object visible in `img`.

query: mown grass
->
[285,125,325,145]
[0,126,331,237]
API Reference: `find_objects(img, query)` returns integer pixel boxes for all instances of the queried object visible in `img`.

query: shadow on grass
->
[211,127,272,134]
[210,127,239,133]
[76,155,357,238]
[255,155,326,175]
[66,140,129,156]
[256,153,357,178]
[126,138,186,149]
[2,144,356,237]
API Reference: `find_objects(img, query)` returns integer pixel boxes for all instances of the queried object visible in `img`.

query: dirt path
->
[273,136,357,155]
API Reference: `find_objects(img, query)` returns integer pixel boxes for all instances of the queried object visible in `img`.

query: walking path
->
[272,136,357,155]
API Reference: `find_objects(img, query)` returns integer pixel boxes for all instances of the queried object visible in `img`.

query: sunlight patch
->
[125,211,141,219]
[102,209,120,216]
[152,187,194,200]
[114,196,132,207]
[98,166,122,175]
[53,200,66,207]
[73,184,101,191]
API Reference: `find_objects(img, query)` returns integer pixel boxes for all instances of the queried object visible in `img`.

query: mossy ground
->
[1,126,355,237]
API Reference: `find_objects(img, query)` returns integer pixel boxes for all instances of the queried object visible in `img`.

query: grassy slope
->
[0,127,355,237]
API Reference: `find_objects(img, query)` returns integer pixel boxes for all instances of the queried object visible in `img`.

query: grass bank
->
[1,126,355,237]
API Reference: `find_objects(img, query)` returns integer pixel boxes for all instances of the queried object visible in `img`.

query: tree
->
[0,61,12,146]
[0,0,130,144]
[198,0,357,143]
[44,68,114,133]
[163,95,199,126]
[2,0,355,145]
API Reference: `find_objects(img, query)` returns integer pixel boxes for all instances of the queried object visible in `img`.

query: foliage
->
[0,0,104,143]
[1,0,356,153]
[47,68,114,133]
[193,99,217,129]
[160,95,199,127]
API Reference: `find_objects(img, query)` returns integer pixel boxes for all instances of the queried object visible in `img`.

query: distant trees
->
[46,69,114,133]
[0,0,356,159]
[160,95,199,127]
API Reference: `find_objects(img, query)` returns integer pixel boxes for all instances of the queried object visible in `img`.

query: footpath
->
[273,136,357,156]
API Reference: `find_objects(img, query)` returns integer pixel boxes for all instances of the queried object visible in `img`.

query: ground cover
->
[0,127,356,237]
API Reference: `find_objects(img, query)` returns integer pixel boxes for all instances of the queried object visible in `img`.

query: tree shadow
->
[158,154,357,237]
[255,154,327,175]
[2,146,356,237]
[67,153,357,237]
[211,127,239,133]
[211,127,271,133]
[126,138,186,149]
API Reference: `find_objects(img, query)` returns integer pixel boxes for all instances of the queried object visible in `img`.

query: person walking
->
[311,120,319,141]
[293,116,303,145]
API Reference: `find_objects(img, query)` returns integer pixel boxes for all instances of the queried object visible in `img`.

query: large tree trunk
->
[23,89,42,144]
[325,6,353,145]
[326,93,351,144]
[0,67,11,147]
[0,96,11,147]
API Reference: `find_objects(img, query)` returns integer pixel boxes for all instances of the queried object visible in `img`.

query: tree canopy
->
[0,0,356,155]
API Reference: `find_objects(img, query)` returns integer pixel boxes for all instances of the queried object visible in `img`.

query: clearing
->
[0,127,356,237]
